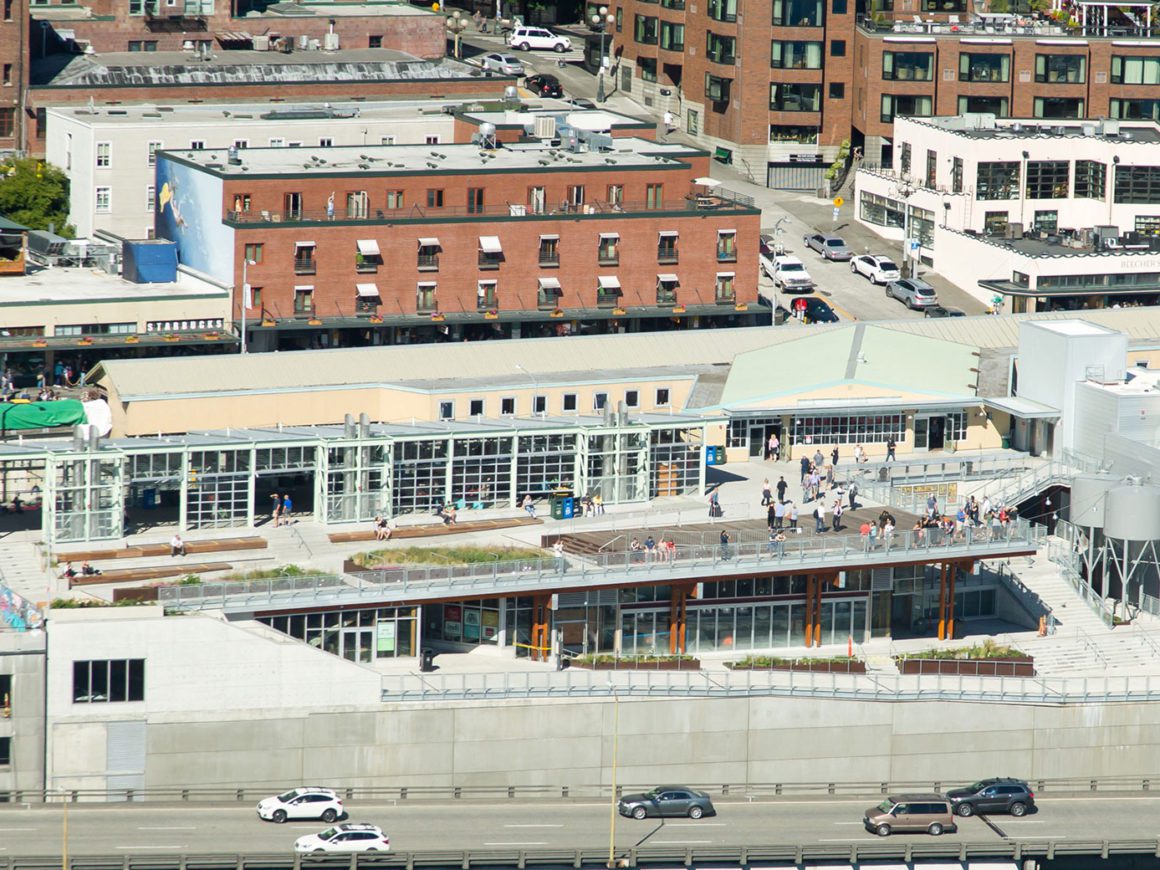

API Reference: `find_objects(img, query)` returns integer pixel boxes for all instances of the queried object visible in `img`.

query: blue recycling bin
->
[561,497,574,519]
[706,446,720,466]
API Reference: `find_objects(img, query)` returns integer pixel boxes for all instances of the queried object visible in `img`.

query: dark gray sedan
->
[618,786,716,820]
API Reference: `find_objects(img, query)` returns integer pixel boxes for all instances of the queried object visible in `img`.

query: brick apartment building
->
[0,0,455,155]
[609,0,1160,186]
[154,123,761,350]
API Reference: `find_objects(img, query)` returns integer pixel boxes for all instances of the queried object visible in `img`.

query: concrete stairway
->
[1008,552,1110,635]
[0,539,54,605]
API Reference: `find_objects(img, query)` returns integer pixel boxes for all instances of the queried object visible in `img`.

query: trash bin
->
[561,497,574,519]
[706,446,720,466]
[419,649,435,672]
[1001,436,1011,449]
[550,489,574,520]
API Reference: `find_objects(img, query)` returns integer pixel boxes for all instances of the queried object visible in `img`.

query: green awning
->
[0,400,86,431]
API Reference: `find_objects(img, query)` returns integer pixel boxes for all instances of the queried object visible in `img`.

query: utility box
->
[122,239,178,284]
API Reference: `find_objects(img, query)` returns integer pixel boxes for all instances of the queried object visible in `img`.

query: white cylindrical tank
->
[479,122,497,140]
[1070,473,1118,529]
[1105,479,1160,541]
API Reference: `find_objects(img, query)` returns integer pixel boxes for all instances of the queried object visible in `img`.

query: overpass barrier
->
[1,839,1160,869]
[9,774,1159,805]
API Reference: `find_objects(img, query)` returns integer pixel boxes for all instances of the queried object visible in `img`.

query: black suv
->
[945,778,1035,817]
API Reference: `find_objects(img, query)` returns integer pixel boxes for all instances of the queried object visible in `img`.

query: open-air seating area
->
[55,536,267,564]
[68,562,234,587]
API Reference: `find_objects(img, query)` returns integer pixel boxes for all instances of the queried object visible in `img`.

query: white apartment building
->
[855,115,1160,312]
[46,100,460,240]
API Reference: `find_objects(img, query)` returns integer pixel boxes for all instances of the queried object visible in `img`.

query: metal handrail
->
[157,520,1038,610]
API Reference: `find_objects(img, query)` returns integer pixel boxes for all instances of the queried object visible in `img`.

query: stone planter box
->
[896,656,1035,677]
[571,659,701,671]
[729,659,867,674]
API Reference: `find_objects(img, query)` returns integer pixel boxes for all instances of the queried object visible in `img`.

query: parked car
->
[257,787,344,824]
[759,233,777,278]
[924,304,966,318]
[887,277,939,309]
[508,25,572,52]
[864,794,957,837]
[803,232,853,261]
[772,255,814,292]
[618,786,716,820]
[851,254,900,285]
[525,74,564,98]
[479,53,524,75]
[802,297,839,323]
[294,824,390,854]
[945,778,1035,817]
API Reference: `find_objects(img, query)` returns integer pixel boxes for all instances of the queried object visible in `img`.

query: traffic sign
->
[832,196,844,208]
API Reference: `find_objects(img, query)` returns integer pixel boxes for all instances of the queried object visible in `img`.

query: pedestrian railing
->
[1048,523,1116,628]
[157,520,1039,611]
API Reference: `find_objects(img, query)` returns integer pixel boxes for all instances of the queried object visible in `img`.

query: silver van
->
[864,793,957,837]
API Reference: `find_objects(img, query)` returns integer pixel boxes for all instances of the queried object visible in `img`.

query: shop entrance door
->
[342,627,374,663]
[914,416,948,451]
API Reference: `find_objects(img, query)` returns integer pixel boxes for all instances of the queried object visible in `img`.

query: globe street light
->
[591,5,616,103]
[446,11,467,59]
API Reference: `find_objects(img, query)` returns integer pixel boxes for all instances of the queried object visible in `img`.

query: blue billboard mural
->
[155,157,234,286]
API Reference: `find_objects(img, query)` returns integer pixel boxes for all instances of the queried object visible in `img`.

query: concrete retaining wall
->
[124,694,1160,789]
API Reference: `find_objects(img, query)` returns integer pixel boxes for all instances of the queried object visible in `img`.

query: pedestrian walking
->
[768,432,780,461]
[886,437,897,462]
[270,493,281,528]
[832,499,843,531]
[761,478,772,506]
[853,443,864,464]
[848,480,859,510]
[788,502,799,530]
[282,492,293,523]
[799,455,811,486]
[773,499,785,529]
[814,500,827,533]
[708,486,722,517]
[553,539,567,574]
[776,475,788,502]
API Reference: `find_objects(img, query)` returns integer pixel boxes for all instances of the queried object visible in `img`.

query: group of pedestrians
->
[628,535,677,563]
[269,492,294,527]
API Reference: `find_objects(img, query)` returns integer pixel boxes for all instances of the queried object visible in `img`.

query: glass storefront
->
[259,606,417,662]
[426,599,502,646]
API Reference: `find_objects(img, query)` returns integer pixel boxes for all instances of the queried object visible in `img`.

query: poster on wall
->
[482,609,499,641]
[155,156,235,286]
[444,604,462,640]
[464,609,481,641]
[376,620,396,653]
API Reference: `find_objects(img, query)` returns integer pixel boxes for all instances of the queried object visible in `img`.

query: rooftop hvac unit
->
[533,115,557,140]
[252,33,270,50]
[322,31,339,50]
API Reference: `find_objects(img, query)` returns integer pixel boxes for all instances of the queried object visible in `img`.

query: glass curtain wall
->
[187,449,251,529]
[51,455,125,542]
[325,443,388,522]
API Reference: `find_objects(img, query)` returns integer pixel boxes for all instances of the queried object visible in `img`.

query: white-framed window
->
[500,397,516,416]
[438,401,454,420]
[288,141,303,148]
[189,140,205,150]
[319,137,333,147]
[95,186,111,213]
[625,390,639,407]
[95,141,111,168]
[469,398,485,416]
[146,140,162,167]
[593,392,608,411]
[655,387,671,406]
[233,139,249,149]
[532,395,547,414]
[562,393,578,412]
[268,137,285,147]
[381,136,396,145]
[145,185,155,211]
[425,135,441,145]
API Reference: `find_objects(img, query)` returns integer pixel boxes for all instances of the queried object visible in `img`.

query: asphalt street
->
[2,795,1158,856]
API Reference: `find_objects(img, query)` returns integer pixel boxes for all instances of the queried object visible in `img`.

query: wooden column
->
[668,586,682,655]
[531,593,551,662]
[678,583,692,654]
[937,562,949,641]
[947,562,963,641]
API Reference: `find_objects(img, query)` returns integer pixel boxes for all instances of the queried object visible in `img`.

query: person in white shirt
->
[814,500,827,533]
[170,534,186,557]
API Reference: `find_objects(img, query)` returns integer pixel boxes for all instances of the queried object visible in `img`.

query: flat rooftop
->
[46,101,648,129]
[911,115,1160,143]
[0,266,226,306]
[34,0,432,19]
[164,137,700,176]
[33,50,482,88]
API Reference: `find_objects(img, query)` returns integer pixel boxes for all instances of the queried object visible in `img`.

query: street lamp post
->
[240,257,255,355]
[606,684,620,869]
[893,175,917,278]
[446,11,467,59]
[591,6,616,103]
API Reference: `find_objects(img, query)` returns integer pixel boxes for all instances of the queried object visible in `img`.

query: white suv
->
[257,787,344,824]
[508,26,572,52]
[294,823,390,854]
[772,255,814,292]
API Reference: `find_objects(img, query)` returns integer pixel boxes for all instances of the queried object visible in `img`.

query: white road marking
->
[137,826,196,831]
[819,837,873,842]
[1004,834,1071,839]
[483,842,549,846]
[652,840,712,844]
[664,823,727,827]
[832,821,866,826]
[503,824,563,828]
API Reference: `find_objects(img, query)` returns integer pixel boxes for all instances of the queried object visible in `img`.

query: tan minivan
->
[863,794,957,837]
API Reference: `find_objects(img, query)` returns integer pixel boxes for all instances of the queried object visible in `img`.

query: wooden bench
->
[68,562,233,587]
[57,537,266,564]
[328,516,542,544]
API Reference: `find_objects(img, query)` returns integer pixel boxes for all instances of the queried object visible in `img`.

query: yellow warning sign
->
[833,196,844,208]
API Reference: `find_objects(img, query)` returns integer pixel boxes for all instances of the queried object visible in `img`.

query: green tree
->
[0,158,74,237]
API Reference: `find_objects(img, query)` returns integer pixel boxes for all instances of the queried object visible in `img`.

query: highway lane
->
[1,795,1158,856]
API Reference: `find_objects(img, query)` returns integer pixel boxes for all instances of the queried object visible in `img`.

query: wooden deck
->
[68,562,233,587]
[57,537,267,564]
[329,516,542,544]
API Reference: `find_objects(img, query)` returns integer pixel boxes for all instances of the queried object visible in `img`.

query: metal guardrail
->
[1048,525,1116,629]
[381,668,1160,705]
[12,774,1160,804]
[157,521,1038,611]
[4,839,1160,869]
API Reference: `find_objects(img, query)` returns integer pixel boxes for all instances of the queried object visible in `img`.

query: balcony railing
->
[417,255,439,271]
[293,261,316,275]
[226,194,757,226]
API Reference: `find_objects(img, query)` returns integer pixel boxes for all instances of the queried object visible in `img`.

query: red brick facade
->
[164,147,761,333]
[0,0,28,152]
